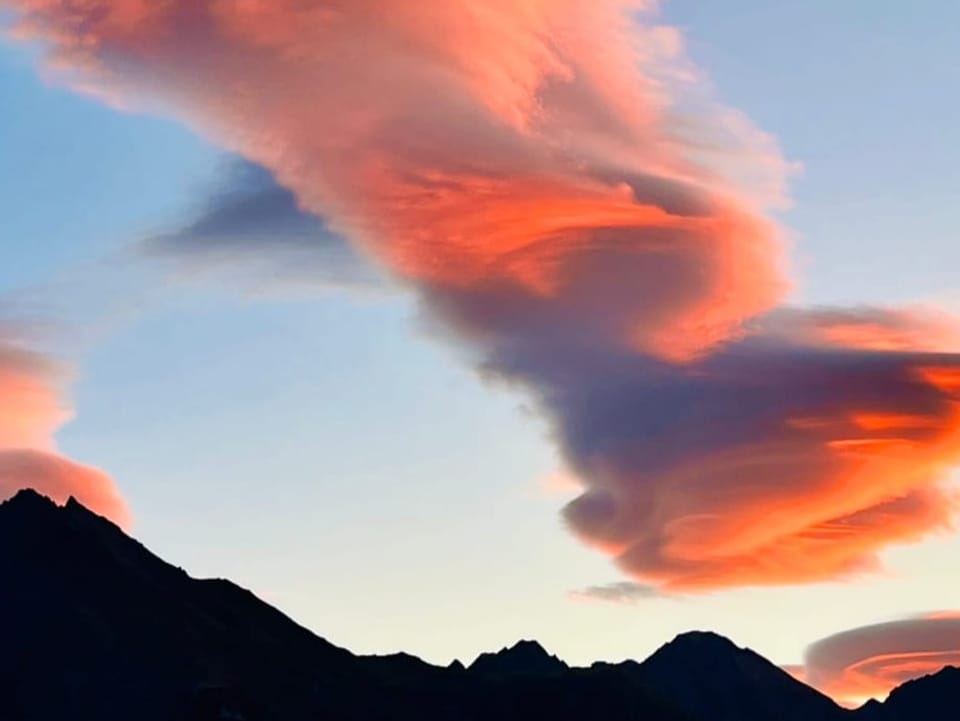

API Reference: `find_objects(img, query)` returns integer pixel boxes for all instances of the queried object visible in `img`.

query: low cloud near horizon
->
[802,612,960,703]
[5,0,960,592]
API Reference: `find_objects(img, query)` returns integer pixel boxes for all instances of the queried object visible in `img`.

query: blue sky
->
[674,1,960,307]
[2,2,960,675]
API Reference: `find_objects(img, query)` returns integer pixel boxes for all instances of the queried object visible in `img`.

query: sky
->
[1,1,959,707]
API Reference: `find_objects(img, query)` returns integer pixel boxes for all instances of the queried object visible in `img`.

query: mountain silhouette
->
[857,666,960,720]
[640,632,843,721]
[469,640,567,678]
[0,490,953,720]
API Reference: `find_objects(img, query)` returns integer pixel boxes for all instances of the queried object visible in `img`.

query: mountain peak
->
[661,630,742,654]
[469,639,567,677]
[0,488,63,531]
[506,639,551,656]
[642,630,748,671]
[64,494,85,510]
[641,630,842,721]
[63,493,116,525]
[1,487,58,511]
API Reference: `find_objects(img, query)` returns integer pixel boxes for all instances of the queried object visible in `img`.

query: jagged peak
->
[486,639,561,665]
[1,490,119,535]
[0,487,62,521]
[469,638,566,676]
[64,494,103,521]
[2,486,57,508]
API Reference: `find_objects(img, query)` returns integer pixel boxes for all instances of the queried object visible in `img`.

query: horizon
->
[2,1,960,710]
[0,484,931,712]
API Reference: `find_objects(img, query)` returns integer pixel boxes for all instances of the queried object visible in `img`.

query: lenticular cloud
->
[6,0,960,590]
[804,612,960,702]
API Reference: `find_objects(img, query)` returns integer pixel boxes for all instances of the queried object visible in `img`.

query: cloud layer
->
[804,612,960,703]
[0,339,129,527]
[5,0,960,590]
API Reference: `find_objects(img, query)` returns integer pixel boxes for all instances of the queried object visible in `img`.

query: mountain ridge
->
[0,490,955,721]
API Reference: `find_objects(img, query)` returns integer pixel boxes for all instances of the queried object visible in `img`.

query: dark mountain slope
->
[0,491,684,721]
[0,489,355,721]
[857,666,960,720]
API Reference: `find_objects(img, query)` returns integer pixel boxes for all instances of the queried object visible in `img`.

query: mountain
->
[0,490,684,721]
[639,631,845,721]
[857,666,960,720]
[0,489,353,721]
[0,490,952,720]
[468,640,567,678]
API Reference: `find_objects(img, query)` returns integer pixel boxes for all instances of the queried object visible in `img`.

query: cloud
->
[803,612,960,703]
[0,338,129,528]
[141,159,384,294]
[569,581,662,604]
[542,309,960,591]
[5,0,960,592]
[4,1,791,367]
[761,306,960,354]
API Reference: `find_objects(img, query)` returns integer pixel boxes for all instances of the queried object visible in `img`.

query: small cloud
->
[569,582,663,605]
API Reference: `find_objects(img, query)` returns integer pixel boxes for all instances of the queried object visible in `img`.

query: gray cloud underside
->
[141,160,385,294]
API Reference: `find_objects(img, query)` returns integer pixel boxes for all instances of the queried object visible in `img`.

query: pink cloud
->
[0,342,130,528]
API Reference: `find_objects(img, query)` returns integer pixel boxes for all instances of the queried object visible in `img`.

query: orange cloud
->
[2,0,790,362]
[559,323,960,591]
[0,342,129,528]
[803,613,960,704]
[5,1,960,591]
